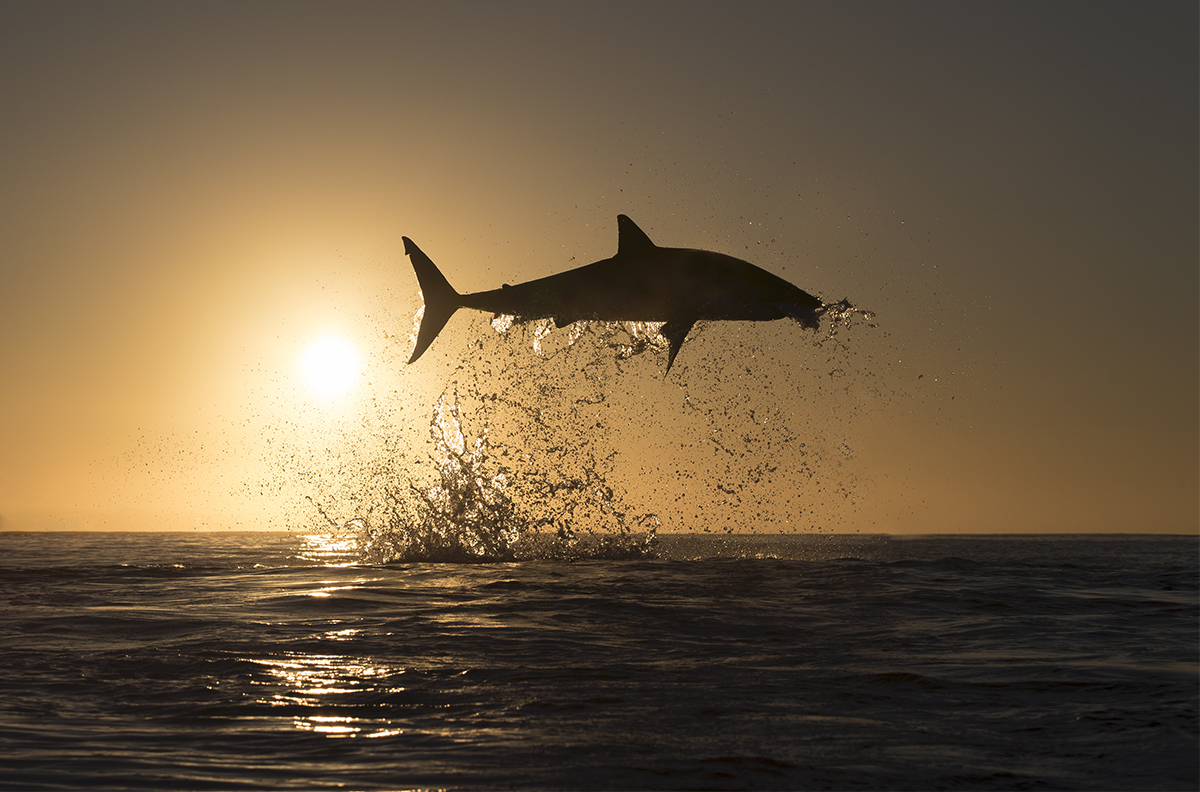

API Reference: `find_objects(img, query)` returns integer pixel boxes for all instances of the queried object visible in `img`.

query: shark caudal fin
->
[403,237,462,364]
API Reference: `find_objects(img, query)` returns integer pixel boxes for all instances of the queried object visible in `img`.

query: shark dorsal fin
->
[615,215,656,258]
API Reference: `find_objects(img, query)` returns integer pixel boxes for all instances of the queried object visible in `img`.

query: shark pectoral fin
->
[659,316,697,375]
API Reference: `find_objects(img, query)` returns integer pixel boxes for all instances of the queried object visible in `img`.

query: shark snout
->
[781,301,822,330]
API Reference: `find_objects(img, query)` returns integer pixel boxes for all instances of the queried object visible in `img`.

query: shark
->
[403,214,829,373]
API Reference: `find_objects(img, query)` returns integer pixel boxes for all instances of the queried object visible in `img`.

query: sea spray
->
[312,307,875,561]
[331,320,671,561]
[342,386,659,563]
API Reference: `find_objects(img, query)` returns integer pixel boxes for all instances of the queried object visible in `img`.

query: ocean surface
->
[0,531,1195,791]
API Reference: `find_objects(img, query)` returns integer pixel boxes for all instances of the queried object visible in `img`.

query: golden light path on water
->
[295,532,359,566]
[244,534,541,739]
[240,534,517,740]
[256,653,393,737]
[250,534,394,738]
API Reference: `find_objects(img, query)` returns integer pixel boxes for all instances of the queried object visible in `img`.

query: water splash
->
[819,299,877,341]
[313,301,873,563]
[490,315,668,363]
[332,386,659,564]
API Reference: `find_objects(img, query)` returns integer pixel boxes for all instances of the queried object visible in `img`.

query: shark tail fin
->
[403,237,462,364]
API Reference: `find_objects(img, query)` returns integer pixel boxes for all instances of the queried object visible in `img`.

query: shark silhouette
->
[403,215,827,373]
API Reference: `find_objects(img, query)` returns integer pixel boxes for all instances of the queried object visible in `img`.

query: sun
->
[300,335,362,397]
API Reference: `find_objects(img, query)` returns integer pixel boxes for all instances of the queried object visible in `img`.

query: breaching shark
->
[403,215,829,374]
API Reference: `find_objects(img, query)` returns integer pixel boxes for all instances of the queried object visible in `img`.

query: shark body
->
[403,215,826,373]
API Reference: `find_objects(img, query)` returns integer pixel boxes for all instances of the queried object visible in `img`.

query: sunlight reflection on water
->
[251,651,408,739]
[296,533,359,565]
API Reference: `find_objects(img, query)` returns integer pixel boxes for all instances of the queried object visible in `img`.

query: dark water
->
[0,532,1195,791]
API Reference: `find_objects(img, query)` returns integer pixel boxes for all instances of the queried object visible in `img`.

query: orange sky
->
[1,1,1196,534]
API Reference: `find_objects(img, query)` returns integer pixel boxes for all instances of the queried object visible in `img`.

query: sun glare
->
[300,335,362,397]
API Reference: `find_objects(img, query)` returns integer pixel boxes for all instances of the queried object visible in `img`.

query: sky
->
[0,0,1195,534]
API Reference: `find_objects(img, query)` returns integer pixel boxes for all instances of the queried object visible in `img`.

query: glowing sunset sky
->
[0,1,1195,533]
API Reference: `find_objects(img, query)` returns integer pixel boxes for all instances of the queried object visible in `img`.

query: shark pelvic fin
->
[615,215,657,258]
[659,315,698,375]
[403,237,462,364]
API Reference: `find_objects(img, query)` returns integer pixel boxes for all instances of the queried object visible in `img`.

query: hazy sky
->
[1,1,1195,533]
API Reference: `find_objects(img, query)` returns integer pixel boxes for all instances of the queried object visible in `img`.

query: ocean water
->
[0,531,1195,791]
